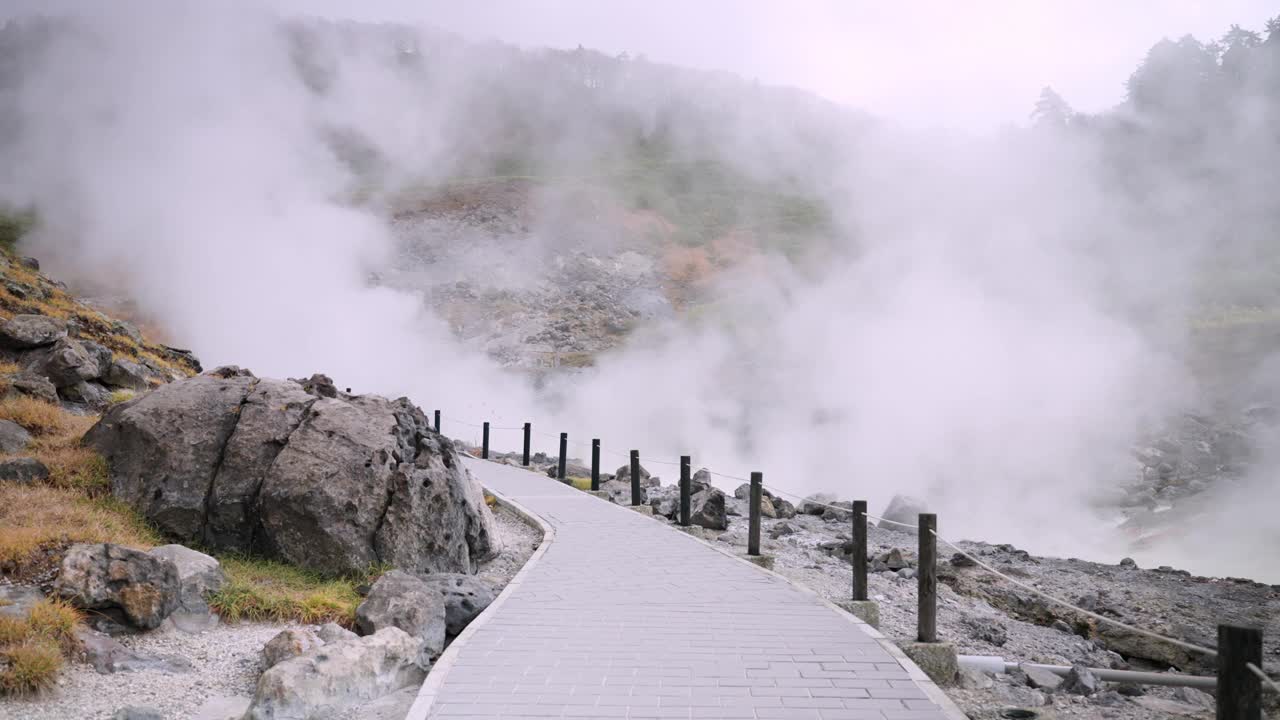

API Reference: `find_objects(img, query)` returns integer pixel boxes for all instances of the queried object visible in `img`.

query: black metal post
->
[557,433,568,482]
[433,410,440,433]
[852,500,868,601]
[481,422,489,459]
[748,472,762,556]
[918,513,937,643]
[629,450,640,506]
[590,439,600,491]
[1217,624,1262,720]
[679,456,691,527]
[522,423,531,466]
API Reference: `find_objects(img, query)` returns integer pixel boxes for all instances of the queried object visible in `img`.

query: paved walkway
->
[413,459,960,720]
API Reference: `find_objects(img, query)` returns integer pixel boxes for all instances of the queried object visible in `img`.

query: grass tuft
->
[567,476,593,491]
[0,639,62,696]
[0,483,159,575]
[0,397,79,437]
[209,556,384,628]
[24,599,82,656]
[107,389,135,405]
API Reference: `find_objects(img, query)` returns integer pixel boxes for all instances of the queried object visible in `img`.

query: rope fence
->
[432,407,1278,714]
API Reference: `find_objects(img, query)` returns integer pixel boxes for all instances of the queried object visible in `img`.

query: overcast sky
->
[4,1,1276,129]
[269,0,1276,128]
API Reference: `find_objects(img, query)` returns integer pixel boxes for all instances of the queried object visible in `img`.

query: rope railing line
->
[1247,662,1280,694]
[929,529,1221,659]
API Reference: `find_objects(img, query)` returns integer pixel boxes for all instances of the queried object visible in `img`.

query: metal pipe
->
[957,655,1216,690]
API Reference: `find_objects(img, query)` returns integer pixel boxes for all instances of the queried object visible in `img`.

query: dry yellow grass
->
[0,484,159,574]
[0,639,62,696]
[0,362,20,376]
[0,396,86,438]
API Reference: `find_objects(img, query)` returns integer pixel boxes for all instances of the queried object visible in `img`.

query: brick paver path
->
[418,458,959,719]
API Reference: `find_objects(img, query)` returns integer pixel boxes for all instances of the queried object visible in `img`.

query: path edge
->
[403,480,555,720]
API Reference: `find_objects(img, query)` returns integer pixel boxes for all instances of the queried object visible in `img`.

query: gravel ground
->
[713,510,1237,719]
[0,621,287,720]
[0,504,543,720]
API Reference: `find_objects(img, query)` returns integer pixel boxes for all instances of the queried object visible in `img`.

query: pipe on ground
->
[957,655,1216,690]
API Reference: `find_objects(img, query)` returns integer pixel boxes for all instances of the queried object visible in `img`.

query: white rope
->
[1247,662,1280,694]
[931,529,1220,659]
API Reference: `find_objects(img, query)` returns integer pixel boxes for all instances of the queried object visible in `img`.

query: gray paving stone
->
[422,459,954,719]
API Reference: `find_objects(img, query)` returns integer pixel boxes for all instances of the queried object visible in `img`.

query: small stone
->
[113,707,164,720]
[896,568,917,580]
[1114,682,1145,697]
[0,457,48,484]
[950,552,976,568]
[1170,686,1212,708]
[1118,557,1136,569]
[1019,663,1063,691]
[881,548,908,570]
[317,622,358,645]
[19,256,39,271]
[1059,663,1099,696]
[957,667,994,689]
[0,419,32,453]
[769,522,796,538]
[1051,619,1073,634]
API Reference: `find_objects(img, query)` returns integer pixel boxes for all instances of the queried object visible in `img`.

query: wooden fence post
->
[557,433,567,482]
[590,439,600,491]
[748,472,762,556]
[917,513,937,643]
[679,456,691,527]
[481,422,489,459]
[629,450,641,505]
[522,423,530,466]
[852,500,868,601]
[1217,624,1262,720]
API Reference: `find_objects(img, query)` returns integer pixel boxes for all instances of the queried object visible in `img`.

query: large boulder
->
[614,462,659,488]
[53,543,180,630]
[262,628,323,668]
[417,574,497,636]
[85,371,498,576]
[104,359,154,391]
[6,372,58,403]
[689,488,728,530]
[246,627,425,720]
[355,570,447,664]
[878,494,928,530]
[0,314,66,349]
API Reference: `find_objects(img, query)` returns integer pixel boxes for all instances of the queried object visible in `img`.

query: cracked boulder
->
[85,370,498,576]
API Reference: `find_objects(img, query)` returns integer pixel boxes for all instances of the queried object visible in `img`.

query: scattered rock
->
[53,543,180,630]
[689,487,728,530]
[957,667,995,690]
[147,545,225,615]
[39,337,105,387]
[105,358,155,391]
[950,552,977,568]
[355,570,447,664]
[245,627,426,720]
[1118,557,1137,569]
[772,497,797,519]
[0,456,48,483]
[964,617,1009,647]
[113,707,164,720]
[1050,619,1073,634]
[769,522,796,539]
[878,494,927,530]
[191,696,252,720]
[1133,696,1211,716]
[262,628,323,668]
[0,585,44,618]
[7,372,58,403]
[614,462,657,488]
[0,418,32,452]
[18,256,39,270]
[821,501,852,523]
[417,573,497,636]
[59,379,111,406]
[0,314,66,349]
[1058,663,1099,696]
[599,477,645,505]
[79,628,193,673]
[1170,685,1213,708]
[800,493,836,515]
[879,548,909,570]
[1019,663,1063,691]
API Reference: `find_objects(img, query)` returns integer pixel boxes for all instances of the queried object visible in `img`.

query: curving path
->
[408,458,964,720]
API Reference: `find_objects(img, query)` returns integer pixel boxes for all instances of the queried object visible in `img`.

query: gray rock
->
[1051,619,1074,634]
[54,543,180,630]
[86,373,498,576]
[545,462,589,480]
[1020,663,1063,691]
[355,570,447,664]
[800,493,836,515]
[148,545,225,616]
[896,568,917,580]
[7,372,58,403]
[878,494,928,530]
[733,483,751,500]
[417,573,497,636]
[0,457,48,484]
[956,667,994,690]
[39,337,105,386]
[689,487,728,530]
[963,616,1008,647]
[1059,663,1099,696]
[60,379,111,406]
[0,314,66,349]
[769,522,796,538]
[0,585,45,618]
[80,629,192,673]
[691,468,712,493]
[614,462,657,488]
[112,320,144,345]
[1118,557,1137,569]
[190,696,251,720]
[317,622,358,645]
[245,627,425,720]
[879,548,909,570]
[821,501,853,523]
[18,256,38,270]
[0,419,32,452]
[262,628,323,668]
[599,477,645,506]
[105,358,154,391]
[113,707,165,720]
[1170,686,1213,708]
[772,497,797,519]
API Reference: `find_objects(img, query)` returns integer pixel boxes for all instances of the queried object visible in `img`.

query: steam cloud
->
[1,2,1276,581]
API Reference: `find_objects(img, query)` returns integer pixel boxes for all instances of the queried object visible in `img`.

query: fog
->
[1,1,1278,582]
